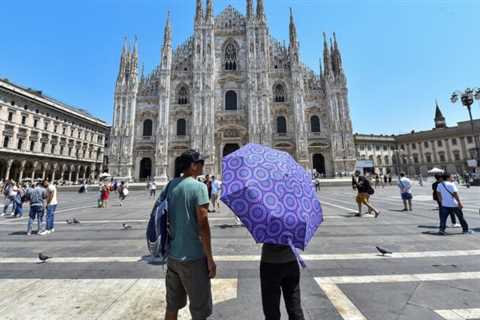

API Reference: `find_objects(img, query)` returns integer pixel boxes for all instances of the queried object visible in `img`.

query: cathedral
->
[108,0,356,182]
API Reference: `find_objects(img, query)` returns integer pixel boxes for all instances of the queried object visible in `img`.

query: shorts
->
[166,257,212,319]
[356,193,369,205]
[401,192,413,200]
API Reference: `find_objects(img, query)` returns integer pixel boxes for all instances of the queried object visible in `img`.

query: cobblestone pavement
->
[1,184,480,320]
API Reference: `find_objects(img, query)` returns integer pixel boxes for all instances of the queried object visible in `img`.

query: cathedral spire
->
[323,32,332,78]
[131,36,138,77]
[206,0,213,21]
[163,11,172,46]
[289,8,297,46]
[247,0,254,20]
[195,0,203,25]
[117,37,128,81]
[331,32,344,77]
[257,0,266,22]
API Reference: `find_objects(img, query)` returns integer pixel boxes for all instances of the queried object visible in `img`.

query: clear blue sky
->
[1,0,479,134]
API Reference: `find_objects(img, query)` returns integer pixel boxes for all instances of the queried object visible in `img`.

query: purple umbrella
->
[221,144,323,265]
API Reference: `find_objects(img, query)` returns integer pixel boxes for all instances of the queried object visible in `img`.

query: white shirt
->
[399,177,412,194]
[437,181,459,208]
[149,182,157,190]
[47,184,58,205]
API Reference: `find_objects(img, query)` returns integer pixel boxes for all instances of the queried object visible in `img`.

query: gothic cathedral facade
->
[109,0,356,182]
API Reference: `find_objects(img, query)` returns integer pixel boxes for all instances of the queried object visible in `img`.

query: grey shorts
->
[166,257,212,319]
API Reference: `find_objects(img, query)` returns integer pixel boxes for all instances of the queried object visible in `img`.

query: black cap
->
[180,149,208,166]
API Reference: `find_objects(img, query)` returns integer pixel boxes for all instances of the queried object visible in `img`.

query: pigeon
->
[72,218,80,224]
[66,219,73,224]
[38,252,51,262]
[376,246,392,256]
[122,223,132,230]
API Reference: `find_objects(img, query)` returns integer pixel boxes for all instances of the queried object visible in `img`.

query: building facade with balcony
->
[109,1,356,181]
[354,103,480,176]
[0,79,108,184]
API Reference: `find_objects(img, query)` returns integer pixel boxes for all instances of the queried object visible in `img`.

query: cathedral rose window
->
[225,43,237,71]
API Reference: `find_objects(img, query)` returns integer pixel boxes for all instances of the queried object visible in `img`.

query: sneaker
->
[463,230,475,235]
[453,223,461,228]
[0,213,5,217]
[38,230,49,236]
[26,231,32,236]
[438,230,447,236]
[375,211,381,218]
[50,229,55,233]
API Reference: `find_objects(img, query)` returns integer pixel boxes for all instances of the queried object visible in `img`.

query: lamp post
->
[451,88,480,172]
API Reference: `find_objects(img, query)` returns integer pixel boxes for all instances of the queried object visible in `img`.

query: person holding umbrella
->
[221,144,323,320]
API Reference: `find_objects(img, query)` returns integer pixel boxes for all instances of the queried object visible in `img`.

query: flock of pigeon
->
[37,220,134,263]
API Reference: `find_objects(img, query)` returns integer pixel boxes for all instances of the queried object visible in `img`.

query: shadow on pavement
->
[417,225,438,229]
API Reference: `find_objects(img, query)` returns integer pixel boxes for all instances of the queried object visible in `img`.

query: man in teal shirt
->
[164,150,215,320]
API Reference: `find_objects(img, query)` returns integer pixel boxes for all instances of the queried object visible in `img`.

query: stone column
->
[5,159,13,180]
[42,162,48,181]
[82,165,87,181]
[18,160,27,181]
[31,161,38,182]
[50,163,58,183]
[75,165,81,183]
[68,165,74,182]
[90,163,95,181]
[60,164,66,182]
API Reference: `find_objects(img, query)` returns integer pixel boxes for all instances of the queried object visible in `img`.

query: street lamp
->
[450,88,480,172]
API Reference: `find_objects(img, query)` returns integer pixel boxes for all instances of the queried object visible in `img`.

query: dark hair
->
[400,172,405,177]
[442,173,452,180]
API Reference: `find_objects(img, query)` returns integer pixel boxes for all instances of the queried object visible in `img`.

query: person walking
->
[210,176,221,213]
[260,244,305,320]
[432,175,459,228]
[383,174,388,186]
[352,171,380,218]
[204,175,212,212]
[163,150,215,320]
[388,174,392,185]
[41,180,58,235]
[26,182,47,236]
[13,183,25,218]
[399,172,413,211]
[436,173,472,235]
[118,181,128,207]
[149,180,157,198]
[101,183,110,208]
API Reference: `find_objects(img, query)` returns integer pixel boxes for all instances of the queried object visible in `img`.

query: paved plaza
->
[1,183,480,320]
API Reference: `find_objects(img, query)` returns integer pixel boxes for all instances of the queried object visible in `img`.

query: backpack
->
[146,181,172,263]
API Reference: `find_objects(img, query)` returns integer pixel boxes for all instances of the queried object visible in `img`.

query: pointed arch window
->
[178,86,188,105]
[310,115,321,133]
[143,119,153,137]
[274,84,286,102]
[277,116,287,135]
[177,119,186,136]
[225,91,237,111]
[225,43,237,71]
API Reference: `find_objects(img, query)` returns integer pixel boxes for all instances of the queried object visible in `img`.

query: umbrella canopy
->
[428,168,444,174]
[220,144,323,251]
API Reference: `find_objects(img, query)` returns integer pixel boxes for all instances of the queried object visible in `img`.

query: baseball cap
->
[179,149,208,166]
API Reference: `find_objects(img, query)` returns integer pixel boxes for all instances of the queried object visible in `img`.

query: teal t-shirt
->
[161,177,210,261]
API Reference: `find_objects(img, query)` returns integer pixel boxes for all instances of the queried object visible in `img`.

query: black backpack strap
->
[440,182,455,198]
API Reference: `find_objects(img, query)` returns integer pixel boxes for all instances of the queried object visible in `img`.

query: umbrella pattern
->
[221,144,323,251]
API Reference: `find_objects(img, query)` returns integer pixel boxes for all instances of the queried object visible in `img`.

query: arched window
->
[277,116,287,134]
[274,84,286,102]
[143,119,153,137]
[225,91,237,110]
[310,115,321,133]
[225,42,237,71]
[177,119,186,136]
[178,86,188,105]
